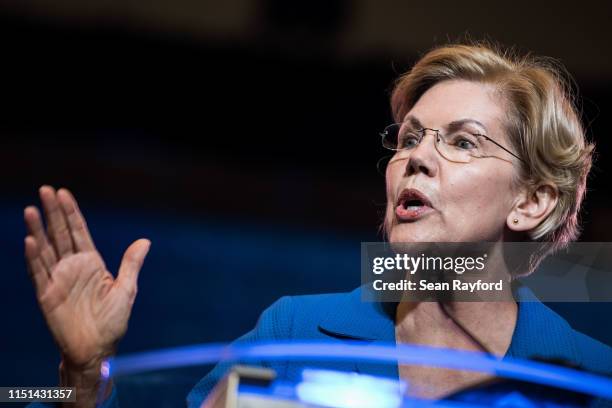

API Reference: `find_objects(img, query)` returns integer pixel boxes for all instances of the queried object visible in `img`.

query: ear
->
[507,184,558,232]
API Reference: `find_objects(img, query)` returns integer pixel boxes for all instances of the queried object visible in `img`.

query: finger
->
[25,236,50,295]
[56,188,96,252]
[24,206,58,271]
[116,239,151,299]
[39,185,74,257]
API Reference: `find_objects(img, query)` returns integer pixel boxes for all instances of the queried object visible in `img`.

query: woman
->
[24,42,611,407]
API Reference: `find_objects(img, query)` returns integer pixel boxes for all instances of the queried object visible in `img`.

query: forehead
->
[404,80,505,132]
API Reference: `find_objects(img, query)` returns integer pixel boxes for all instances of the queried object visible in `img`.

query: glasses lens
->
[382,124,423,151]
[381,124,399,150]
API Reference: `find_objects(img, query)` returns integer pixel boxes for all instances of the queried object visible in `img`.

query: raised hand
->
[24,186,150,404]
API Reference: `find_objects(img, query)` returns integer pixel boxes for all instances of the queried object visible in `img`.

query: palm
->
[24,187,150,369]
[42,252,128,366]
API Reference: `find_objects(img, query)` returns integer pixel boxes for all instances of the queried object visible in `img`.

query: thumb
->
[116,239,151,298]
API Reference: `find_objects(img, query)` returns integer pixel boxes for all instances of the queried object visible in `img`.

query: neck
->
[393,240,520,355]
[395,299,517,356]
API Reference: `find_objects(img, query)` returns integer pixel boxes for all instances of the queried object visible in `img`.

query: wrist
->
[59,358,113,407]
[59,359,100,387]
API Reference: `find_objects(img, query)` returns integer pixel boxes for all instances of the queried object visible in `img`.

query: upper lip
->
[396,188,434,209]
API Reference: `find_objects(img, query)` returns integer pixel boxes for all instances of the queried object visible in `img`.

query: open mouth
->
[395,188,434,221]
[402,198,426,210]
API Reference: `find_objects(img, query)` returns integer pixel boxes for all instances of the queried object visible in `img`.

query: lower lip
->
[395,204,434,221]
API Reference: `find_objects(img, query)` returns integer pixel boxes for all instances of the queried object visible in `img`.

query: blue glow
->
[494,391,540,408]
[103,341,612,399]
[297,369,405,408]
[100,360,110,379]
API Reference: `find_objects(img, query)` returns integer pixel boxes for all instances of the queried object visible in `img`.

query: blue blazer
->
[187,286,612,406]
[31,286,612,407]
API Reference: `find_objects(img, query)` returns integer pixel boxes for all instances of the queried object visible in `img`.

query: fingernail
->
[143,240,152,255]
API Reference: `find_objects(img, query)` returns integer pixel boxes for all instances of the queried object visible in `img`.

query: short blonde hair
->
[390,41,595,274]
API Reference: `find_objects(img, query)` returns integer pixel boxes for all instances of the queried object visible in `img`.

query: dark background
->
[1,0,611,404]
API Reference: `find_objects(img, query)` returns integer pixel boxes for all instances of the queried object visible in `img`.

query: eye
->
[449,133,479,150]
[399,131,421,149]
[456,138,476,149]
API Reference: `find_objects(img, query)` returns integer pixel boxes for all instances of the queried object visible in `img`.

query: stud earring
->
[512,219,519,224]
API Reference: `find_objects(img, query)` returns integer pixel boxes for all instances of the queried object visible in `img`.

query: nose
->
[405,130,438,177]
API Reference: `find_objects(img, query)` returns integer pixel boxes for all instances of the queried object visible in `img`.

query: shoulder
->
[513,298,612,375]
[571,328,612,375]
[257,291,351,338]
[186,291,351,407]
[266,291,345,312]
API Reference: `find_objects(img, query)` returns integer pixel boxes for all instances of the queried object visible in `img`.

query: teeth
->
[406,206,422,211]
[403,200,423,209]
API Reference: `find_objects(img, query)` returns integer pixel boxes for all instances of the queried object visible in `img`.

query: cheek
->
[385,169,392,196]
[385,160,401,202]
[384,159,405,228]
[444,166,514,220]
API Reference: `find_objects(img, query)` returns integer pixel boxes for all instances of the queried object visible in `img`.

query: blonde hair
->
[390,41,594,274]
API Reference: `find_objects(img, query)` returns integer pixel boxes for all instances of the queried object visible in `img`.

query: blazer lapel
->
[316,286,399,379]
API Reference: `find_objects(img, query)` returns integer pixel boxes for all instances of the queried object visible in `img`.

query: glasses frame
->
[380,124,525,164]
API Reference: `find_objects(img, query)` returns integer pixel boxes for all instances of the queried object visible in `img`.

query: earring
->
[512,219,519,224]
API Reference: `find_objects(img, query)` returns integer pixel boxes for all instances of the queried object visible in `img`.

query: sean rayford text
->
[371,253,488,275]
[372,279,504,292]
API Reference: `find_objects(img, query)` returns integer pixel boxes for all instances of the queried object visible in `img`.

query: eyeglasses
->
[380,123,524,164]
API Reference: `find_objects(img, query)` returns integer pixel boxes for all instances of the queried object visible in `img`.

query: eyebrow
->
[403,115,488,134]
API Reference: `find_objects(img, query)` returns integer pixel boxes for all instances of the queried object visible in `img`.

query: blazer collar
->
[318,286,396,342]
[317,285,581,367]
[316,286,397,377]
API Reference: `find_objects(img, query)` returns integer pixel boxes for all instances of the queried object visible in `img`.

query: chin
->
[388,223,442,243]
